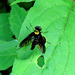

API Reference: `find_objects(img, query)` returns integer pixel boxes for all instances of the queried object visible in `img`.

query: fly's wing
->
[19,32,34,48]
[38,36,46,53]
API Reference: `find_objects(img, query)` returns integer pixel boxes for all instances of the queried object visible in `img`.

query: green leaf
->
[11,0,75,75]
[62,4,75,75]
[11,49,42,75]
[0,3,6,13]
[0,73,2,75]
[8,0,15,4]
[0,40,6,44]
[11,0,35,5]
[9,4,27,39]
[0,40,17,70]
[0,13,13,41]
[37,56,45,67]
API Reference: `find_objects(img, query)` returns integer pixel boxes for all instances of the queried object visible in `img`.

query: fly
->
[19,25,46,53]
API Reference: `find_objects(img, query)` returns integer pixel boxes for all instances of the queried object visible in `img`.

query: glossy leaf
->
[11,0,75,75]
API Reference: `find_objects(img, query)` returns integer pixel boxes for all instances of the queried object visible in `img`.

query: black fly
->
[19,26,46,53]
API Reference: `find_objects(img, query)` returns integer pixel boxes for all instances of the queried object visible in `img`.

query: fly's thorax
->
[34,30,40,35]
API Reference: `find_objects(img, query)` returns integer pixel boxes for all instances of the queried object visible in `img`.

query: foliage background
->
[0,0,75,75]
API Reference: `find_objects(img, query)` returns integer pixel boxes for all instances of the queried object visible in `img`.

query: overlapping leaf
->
[0,13,13,41]
[9,4,27,39]
[11,0,35,5]
[0,40,17,70]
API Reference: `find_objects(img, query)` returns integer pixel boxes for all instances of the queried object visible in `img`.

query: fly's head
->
[34,26,42,35]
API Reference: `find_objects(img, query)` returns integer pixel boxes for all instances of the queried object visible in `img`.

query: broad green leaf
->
[0,40,17,70]
[9,4,27,39]
[11,0,35,5]
[0,13,13,41]
[0,40,6,44]
[11,0,75,75]
[11,48,42,75]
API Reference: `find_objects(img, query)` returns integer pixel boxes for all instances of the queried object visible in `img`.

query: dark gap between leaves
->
[12,35,16,39]
[0,0,11,13]
[18,1,35,11]
[0,66,12,75]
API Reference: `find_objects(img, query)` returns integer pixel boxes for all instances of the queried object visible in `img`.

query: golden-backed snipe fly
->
[19,25,46,53]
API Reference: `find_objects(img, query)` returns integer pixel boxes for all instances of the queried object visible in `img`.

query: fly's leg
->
[31,40,37,50]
